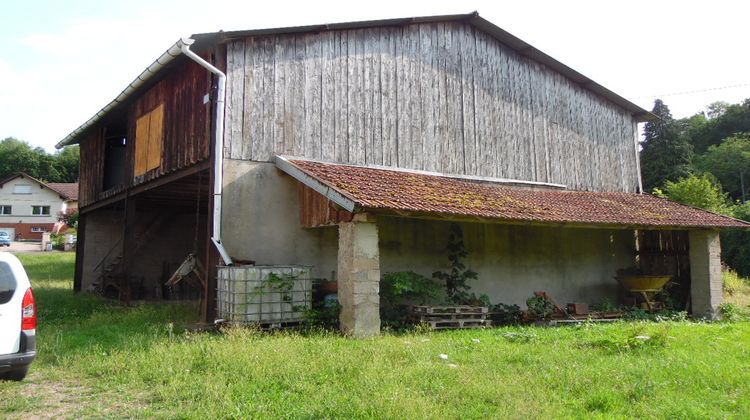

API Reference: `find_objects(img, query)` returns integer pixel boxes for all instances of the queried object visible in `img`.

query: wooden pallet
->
[411,305,488,315]
[410,305,490,329]
[416,312,486,321]
[422,319,492,329]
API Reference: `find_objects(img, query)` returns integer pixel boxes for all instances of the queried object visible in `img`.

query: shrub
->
[719,303,749,322]
[654,173,732,215]
[526,296,555,319]
[723,269,747,296]
[380,271,445,327]
[432,223,478,304]
[50,233,65,250]
[490,303,523,325]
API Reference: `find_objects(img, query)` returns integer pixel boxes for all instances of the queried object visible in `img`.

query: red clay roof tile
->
[284,158,750,229]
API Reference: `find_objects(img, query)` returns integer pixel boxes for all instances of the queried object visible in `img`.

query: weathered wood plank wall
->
[79,129,105,208]
[78,58,213,208]
[127,59,212,184]
[224,22,640,192]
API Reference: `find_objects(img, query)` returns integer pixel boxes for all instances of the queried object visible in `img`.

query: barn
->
[57,12,749,336]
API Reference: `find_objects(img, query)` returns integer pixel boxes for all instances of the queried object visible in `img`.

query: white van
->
[0,253,36,381]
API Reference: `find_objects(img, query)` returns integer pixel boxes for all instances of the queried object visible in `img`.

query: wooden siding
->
[298,184,353,227]
[79,128,105,208]
[79,58,213,208]
[128,59,212,184]
[225,22,640,192]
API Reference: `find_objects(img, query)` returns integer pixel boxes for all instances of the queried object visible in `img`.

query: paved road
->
[0,241,43,253]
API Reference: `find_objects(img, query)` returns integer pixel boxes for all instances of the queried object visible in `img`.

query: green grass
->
[2,253,750,418]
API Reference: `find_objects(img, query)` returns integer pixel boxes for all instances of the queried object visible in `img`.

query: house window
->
[13,185,31,194]
[30,227,45,233]
[31,206,50,216]
[0,206,10,215]
[134,103,165,177]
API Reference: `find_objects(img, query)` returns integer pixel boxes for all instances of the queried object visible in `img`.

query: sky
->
[1,0,749,151]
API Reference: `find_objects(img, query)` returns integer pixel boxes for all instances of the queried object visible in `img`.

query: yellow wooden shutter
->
[147,104,164,171]
[134,104,165,177]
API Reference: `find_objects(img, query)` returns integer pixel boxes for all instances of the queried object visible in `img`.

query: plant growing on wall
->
[433,223,479,304]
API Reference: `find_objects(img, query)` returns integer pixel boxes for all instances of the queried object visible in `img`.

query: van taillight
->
[21,288,36,331]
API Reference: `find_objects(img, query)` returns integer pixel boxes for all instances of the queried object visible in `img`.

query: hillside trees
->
[639,100,693,191]
[0,137,79,182]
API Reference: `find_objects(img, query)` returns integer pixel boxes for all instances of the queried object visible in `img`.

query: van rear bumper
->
[0,331,36,372]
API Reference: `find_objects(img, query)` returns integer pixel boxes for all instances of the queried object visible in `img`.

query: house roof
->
[46,183,79,201]
[56,12,652,149]
[276,157,750,230]
[0,173,78,201]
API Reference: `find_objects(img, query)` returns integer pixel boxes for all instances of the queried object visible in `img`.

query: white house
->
[0,173,78,241]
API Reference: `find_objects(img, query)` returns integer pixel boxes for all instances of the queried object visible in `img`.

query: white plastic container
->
[217,265,311,325]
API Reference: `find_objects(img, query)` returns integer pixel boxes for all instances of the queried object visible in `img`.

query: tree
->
[54,145,80,182]
[723,202,750,277]
[695,135,750,200]
[640,100,693,191]
[0,137,79,182]
[687,99,750,153]
[654,173,731,215]
[0,138,42,179]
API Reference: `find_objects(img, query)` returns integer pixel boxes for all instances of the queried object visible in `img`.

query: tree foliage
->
[640,100,693,191]
[0,137,79,182]
[695,135,750,200]
[654,174,731,215]
[679,99,750,154]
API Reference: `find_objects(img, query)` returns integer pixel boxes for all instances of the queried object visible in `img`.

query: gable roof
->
[46,183,79,201]
[276,156,750,230]
[0,173,78,200]
[56,12,652,149]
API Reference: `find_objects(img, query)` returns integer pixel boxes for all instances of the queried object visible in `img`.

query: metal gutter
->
[55,38,194,149]
[180,43,233,266]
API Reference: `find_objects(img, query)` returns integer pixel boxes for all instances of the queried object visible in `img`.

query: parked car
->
[0,232,10,247]
[0,253,36,381]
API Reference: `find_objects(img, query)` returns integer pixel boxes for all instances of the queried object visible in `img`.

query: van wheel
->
[0,366,29,381]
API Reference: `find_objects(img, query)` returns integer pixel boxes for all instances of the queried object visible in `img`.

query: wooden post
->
[73,213,87,293]
[120,196,136,305]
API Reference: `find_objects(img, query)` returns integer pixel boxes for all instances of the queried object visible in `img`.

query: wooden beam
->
[79,161,211,214]
[73,213,87,293]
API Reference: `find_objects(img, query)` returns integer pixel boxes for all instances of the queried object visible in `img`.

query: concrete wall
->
[222,160,636,307]
[222,159,338,278]
[80,206,207,299]
[379,218,635,307]
[80,208,124,292]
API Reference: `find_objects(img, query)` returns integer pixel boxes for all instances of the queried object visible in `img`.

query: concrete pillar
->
[338,214,381,338]
[689,230,723,319]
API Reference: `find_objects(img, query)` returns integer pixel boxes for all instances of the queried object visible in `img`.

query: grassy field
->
[1,253,750,418]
